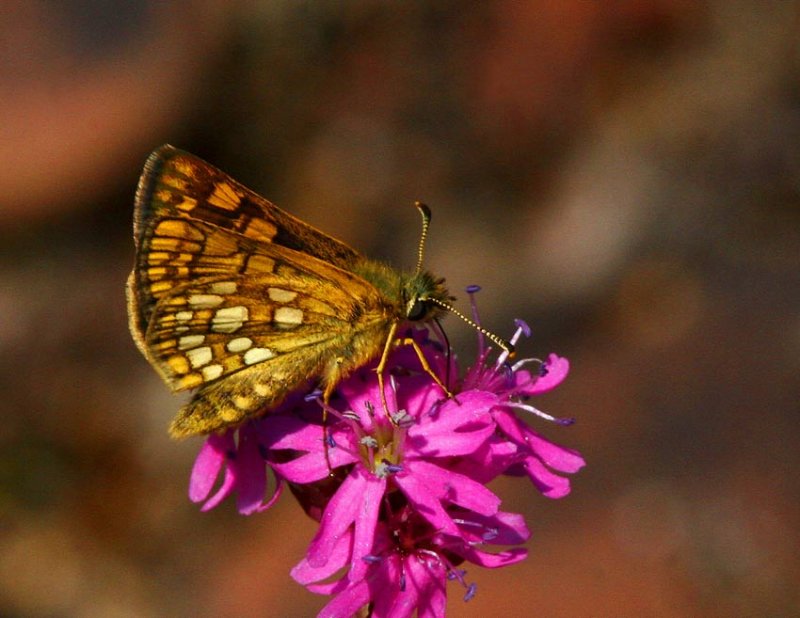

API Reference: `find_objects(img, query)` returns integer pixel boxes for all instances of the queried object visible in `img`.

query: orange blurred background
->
[1,2,798,616]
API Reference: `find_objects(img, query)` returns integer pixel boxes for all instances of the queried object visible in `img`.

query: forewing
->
[128,144,361,342]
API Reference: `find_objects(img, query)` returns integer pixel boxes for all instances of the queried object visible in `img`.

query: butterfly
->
[127,145,513,438]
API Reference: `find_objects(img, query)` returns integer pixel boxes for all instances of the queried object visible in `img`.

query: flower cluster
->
[188,289,584,617]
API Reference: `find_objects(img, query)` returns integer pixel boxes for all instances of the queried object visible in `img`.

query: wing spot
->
[175,311,193,322]
[177,196,197,211]
[178,334,205,350]
[167,354,190,375]
[202,364,224,381]
[244,216,278,240]
[150,281,172,294]
[234,395,253,409]
[211,281,237,295]
[208,181,240,211]
[243,347,275,365]
[226,337,253,353]
[274,306,303,325]
[220,406,242,422]
[268,287,298,303]
[212,305,248,333]
[189,294,224,308]
[154,220,204,241]
[245,254,275,273]
[186,346,213,368]
[253,383,270,396]
[178,373,203,389]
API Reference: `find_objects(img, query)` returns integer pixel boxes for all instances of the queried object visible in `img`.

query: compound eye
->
[407,299,427,321]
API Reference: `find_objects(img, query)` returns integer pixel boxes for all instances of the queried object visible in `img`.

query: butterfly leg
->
[376,322,453,422]
[376,322,398,417]
[396,335,453,400]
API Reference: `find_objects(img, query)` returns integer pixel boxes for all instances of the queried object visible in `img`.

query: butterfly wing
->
[127,146,394,437]
[147,266,388,437]
[129,144,362,341]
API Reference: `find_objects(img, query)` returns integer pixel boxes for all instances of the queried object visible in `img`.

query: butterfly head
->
[403,270,451,322]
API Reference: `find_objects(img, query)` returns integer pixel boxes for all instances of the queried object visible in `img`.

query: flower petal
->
[405,460,500,516]
[528,354,569,394]
[188,431,234,503]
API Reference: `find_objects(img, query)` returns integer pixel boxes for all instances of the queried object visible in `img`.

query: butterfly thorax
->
[351,258,450,325]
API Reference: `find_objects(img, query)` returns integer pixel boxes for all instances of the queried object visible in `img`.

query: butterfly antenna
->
[414,201,432,275]
[428,297,515,357]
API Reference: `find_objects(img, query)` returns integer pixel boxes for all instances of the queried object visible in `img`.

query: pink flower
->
[184,287,584,616]
[292,503,530,618]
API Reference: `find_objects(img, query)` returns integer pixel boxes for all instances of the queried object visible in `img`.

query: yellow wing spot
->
[162,174,188,191]
[243,347,275,365]
[244,216,278,240]
[274,306,303,325]
[201,364,224,381]
[177,196,197,212]
[150,281,173,294]
[148,252,170,264]
[212,305,249,333]
[178,334,205,350]
[150,237,202,253]
[233,395,253,409]
[210,281,237,295]
[253,383,270,396]
[178,373,204,389]
[167,354,190,375]
[172,159,195,177]
[226,337,253,353]
[154,220,204,241]
[188,294,224,308]
[245,254,275,274]
[219,406,243,423]
[175,311,193,322]
[208,181,241,211]
[186,346,213,368]
[148,267,167,279]
[268,287,298,303]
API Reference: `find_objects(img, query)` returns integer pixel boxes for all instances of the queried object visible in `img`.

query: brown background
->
[1,2,798,616]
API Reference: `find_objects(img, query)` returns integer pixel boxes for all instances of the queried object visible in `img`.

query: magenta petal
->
[519,426,586,473]
[409,393,496,457]
[234,425,267,515]
[523,456,573,498]
[292,527,353,585]
[405,460,500,516]
[405,557,445,618]
[458,545,529,568]
[262,416,326,451]
[318,579,372,618]
[394,472,460,536]
[348,470,386,582]
[307,471,364,568]
[189,431,234,503]
[199,462,236,511]
[528,353,569,394]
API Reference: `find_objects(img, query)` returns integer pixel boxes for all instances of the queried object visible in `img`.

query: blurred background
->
[1,1,798,616]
